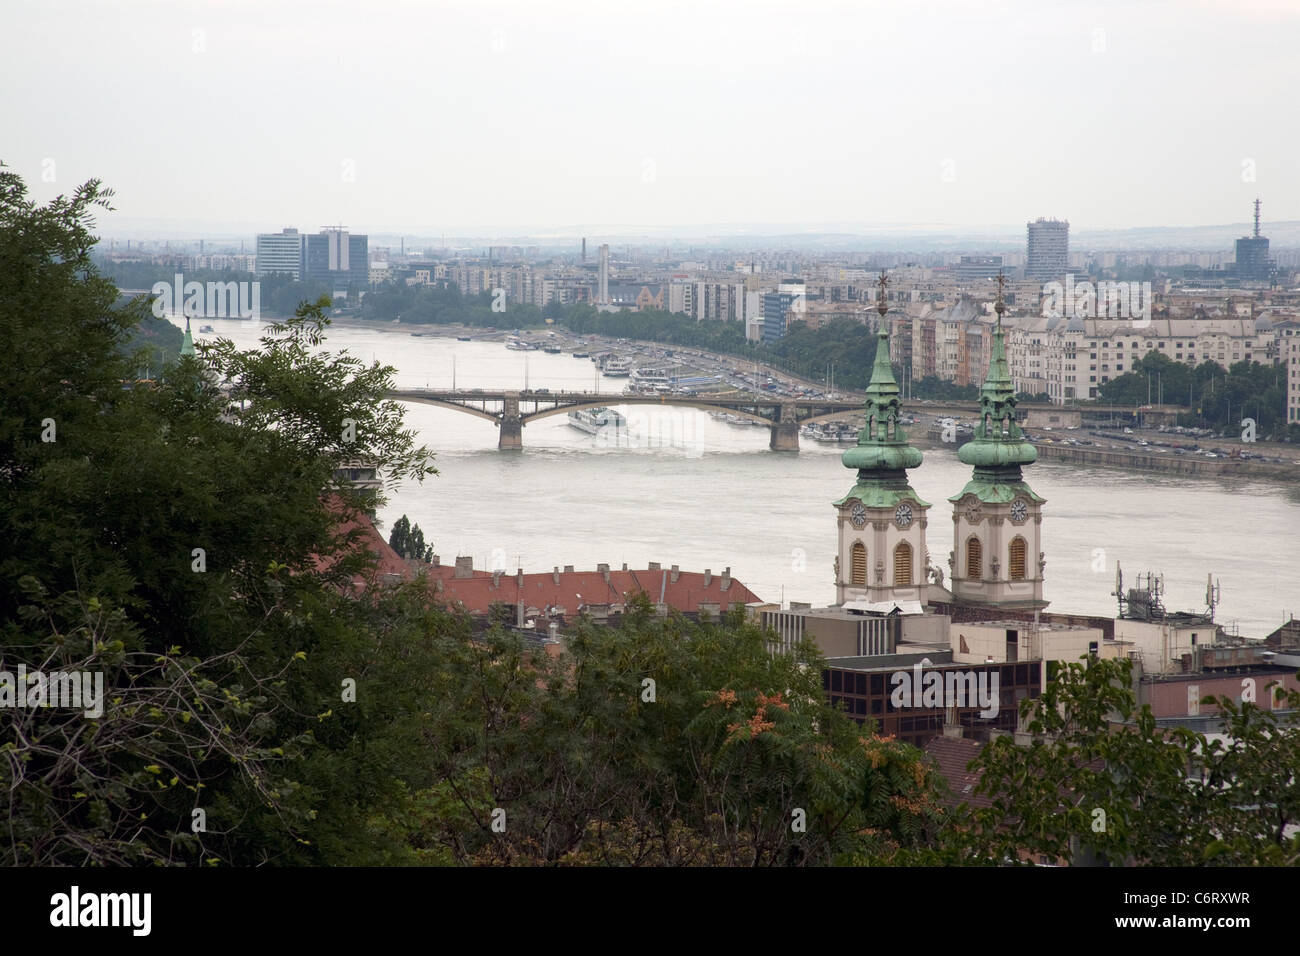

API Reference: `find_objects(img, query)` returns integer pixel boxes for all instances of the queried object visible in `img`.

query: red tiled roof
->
[321,502,764,614]
[923,735,993,811]
[425,566,760,616]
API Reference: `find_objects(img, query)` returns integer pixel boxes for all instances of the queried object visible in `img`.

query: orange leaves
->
[708,688,738,709]
[718,689,786,740]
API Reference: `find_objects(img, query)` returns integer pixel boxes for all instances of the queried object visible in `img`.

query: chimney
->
[671,564,680,583]
[648,561,660,571]
[622,562,628,571]
[431,553,440,567]
[704,568,712,588]
[721,566,731,591]
[516,568,524,588]
[598,562,610,584]
[553,566,560,584]
[454,555,473,579]
[942,704,963,738]
[492,570,502,589]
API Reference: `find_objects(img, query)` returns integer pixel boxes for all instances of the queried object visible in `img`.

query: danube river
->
[192,318,1300,638]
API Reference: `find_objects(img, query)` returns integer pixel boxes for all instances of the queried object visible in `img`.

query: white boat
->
[601,356,632,377]
[505,338,538,351]
[199,324,215,333]
[568,407,627,434]
[630,367,674,391]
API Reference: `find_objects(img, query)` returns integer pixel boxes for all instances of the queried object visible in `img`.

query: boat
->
[808,421,859,443]
[411,332,424,337]
[199,324,215,333]
[457,336,472,342]
[505,338,538,351]
[543,346,562,354]
[568,407,628,435]
[601,356,632,377]
[571,351,589,358]
[630,367,674,391]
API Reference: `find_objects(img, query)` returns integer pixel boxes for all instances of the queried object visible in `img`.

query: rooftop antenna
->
[1205,573,1221,619]
[1253,198,1262,238]
[1112,560,1124,616]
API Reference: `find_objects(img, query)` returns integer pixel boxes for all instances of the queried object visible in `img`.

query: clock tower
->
[949,276,1048,610]
[834,272,931,606]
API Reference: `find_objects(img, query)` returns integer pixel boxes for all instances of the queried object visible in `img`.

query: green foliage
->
[1098,350,1288,437]
[963,657,1300,866]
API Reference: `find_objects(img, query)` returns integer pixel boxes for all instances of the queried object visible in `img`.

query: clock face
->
[1010,499,1028,522]
[849,503,867,528]
[894,502,913,528]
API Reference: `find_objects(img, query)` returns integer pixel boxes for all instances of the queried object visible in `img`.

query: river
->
[187,317,1300,639]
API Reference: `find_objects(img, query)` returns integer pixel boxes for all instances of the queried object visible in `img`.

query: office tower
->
[1234,198,1271,281]
[1025,218,1069,282]
[256,228,303,279]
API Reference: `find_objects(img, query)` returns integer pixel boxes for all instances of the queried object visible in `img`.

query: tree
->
[0,164,445,865]
[387,514,432,562]
[963,656,1300,866]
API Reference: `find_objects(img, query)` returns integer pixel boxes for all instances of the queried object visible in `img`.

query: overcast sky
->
[5,0,1297,236]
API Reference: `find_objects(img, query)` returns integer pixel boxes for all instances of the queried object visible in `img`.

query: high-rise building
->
[761,279,805,343]
[1025,218,1069,282]
[255,228,303,279]
[1234,198,1271,282]
[302,228,369,290]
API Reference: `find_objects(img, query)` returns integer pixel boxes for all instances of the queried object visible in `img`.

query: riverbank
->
[920,427,1298,483]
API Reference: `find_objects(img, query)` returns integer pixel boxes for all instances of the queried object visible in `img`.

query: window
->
[851,542,867,586]
[966,536,982,579]
[1009,536,1027,580]
[894,541,912,586]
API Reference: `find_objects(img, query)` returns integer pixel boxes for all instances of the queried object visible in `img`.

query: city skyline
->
[6,0,1299,234]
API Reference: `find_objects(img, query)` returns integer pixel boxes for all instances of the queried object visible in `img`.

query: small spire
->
[180,314,195,358]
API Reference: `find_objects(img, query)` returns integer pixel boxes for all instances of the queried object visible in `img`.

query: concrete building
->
[255,228,303,279]
[1025,218,1069,282]
[1233,199,1272,282]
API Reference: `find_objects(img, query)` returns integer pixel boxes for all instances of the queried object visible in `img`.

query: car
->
[1123,427,1133,434]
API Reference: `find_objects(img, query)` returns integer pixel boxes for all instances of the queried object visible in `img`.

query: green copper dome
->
[834,297,929,509]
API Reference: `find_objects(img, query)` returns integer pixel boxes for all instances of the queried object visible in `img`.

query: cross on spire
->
[876,269,889,318]
[994,270,1006,328]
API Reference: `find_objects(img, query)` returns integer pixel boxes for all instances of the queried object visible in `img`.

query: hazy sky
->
[5,0,1297,235]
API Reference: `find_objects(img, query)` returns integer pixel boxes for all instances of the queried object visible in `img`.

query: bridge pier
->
[769,402,800,451]
[499,393,523,450]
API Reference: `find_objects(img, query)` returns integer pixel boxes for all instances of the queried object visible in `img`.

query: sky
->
[4,0,1298,237]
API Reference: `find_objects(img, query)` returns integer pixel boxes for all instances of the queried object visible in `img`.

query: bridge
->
[387,388,1155,451]
[386,388,866,450]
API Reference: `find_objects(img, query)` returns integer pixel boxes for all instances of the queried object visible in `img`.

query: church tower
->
[949,276,1047,609]
[834,272,931,606]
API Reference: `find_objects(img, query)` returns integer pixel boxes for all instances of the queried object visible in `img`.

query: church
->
[832,273,1047,615]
